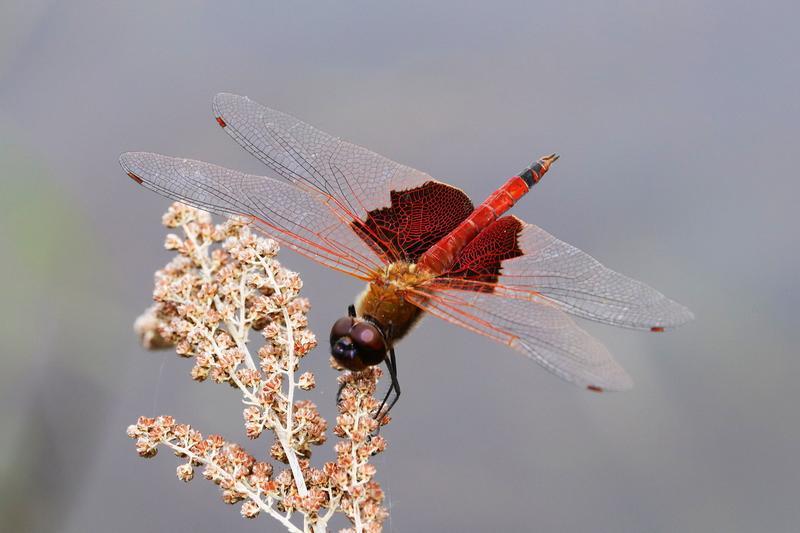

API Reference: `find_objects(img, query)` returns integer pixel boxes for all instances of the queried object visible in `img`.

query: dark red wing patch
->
[445,216,523,292]
[355,181,474,263]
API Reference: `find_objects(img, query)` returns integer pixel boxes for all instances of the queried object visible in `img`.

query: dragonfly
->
[121,93,693,416]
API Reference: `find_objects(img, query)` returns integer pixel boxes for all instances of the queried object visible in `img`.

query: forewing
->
[119,152,384,279]
[406,286,633,391]
[440,220,693,331]
[211,93,474,261]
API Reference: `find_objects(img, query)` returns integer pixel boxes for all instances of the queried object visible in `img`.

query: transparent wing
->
[212,93,436,223]
[439,222,694,331]
[406,286,633,391]
[119,152,384,279]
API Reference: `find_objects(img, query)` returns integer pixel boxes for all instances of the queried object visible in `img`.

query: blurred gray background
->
[1,1,798,532]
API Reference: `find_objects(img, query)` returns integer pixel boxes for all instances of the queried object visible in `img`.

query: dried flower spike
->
[128,203,389,532]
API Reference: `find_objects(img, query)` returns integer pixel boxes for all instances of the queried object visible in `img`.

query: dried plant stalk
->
[128,203,388,532]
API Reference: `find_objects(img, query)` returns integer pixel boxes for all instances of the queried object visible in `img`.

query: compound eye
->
[351,322,383,351]
[330,316,355,346]
[350,322,386,365]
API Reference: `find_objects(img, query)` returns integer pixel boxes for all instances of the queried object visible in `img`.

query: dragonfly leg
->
[348,304,356,317]
[336,380,346,406]
[370,347,400,438]
[369,348,399,442]
[373,323,400,429]
[374,352,396,420]
[340,351,398,426]
[378,344,401,421]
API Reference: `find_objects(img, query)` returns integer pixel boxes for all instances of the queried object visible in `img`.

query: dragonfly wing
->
[211,93,475,261]
[440,217,693,331]
[406,285,633,391]
[119,152,384,279]
[212,93,433,212]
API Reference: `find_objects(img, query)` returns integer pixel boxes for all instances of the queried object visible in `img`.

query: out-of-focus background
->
[1,1,798,532]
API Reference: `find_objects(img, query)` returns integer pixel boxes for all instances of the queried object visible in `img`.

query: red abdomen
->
[417,153,558,274]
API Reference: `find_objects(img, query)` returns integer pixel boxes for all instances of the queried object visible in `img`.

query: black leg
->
[373,322,401,424]
[374,344,401,422]
[348,304,356,317]
[369,348,400,443]
[336,380,346,406]
[381,345,401,418]
[374,354,396,419]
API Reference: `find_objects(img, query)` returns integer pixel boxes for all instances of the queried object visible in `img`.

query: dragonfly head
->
[330,316,387,371]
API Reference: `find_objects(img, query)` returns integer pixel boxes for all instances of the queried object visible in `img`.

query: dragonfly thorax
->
[353,262,433,345]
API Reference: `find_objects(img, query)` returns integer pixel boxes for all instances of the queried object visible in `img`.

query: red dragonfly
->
[121,93,692,414]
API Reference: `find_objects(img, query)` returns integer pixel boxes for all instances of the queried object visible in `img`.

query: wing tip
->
[212,93,246,125]
[119,151,142,165]
[649,304,695,332]
[587,366,634,392]
[588,379,633,393]
[118,152,144,185]
[212,92,245,110]
[213,91,238,100]
[672,302,695,325]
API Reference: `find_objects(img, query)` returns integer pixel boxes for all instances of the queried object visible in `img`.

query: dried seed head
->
[176,463,194,482]
[134,306,173,350]
[298,372,316,391]
[240,500,261,519]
